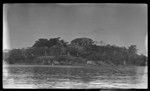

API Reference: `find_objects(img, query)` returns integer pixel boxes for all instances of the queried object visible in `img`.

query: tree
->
[47,37,68,48]
[32,38,49,48]
[134,54,147,66]
[128,45,137,54]
[48,37,60,47]
[48,37,68,55]
[6,49,25,64]
[71,37,95,48]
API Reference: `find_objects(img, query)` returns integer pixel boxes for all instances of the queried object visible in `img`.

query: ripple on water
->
[3,66,147,88]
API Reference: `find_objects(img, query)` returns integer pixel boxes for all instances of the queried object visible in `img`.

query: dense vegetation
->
[3,37,147,66]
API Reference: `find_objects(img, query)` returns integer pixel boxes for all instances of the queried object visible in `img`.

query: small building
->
[53,61,59,65]
[87,60,95,65]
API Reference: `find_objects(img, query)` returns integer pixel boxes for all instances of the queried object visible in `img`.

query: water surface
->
[3,64,147,89]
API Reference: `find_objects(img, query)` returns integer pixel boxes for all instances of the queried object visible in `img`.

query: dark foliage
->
[4,37,147,66]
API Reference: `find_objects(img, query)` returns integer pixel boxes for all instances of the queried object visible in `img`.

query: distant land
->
[3,37,147,67]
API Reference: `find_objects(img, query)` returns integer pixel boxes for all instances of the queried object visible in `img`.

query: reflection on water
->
[3,65,147,89]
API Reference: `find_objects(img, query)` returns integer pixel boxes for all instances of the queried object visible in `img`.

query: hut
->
[53,61,59,65]
[87,60,95,65]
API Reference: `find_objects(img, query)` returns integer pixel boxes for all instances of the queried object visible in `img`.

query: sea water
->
[3,64,147,89]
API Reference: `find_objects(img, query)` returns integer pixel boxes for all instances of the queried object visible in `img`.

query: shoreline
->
[4,64,88,68]
[4,64,147,72]
[3,64,147,76]
[4,64,146,68]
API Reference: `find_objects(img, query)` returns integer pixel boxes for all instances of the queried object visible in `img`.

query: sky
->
[3,3,147,55]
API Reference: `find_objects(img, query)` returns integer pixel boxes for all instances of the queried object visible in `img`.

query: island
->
[3,37,147,75]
